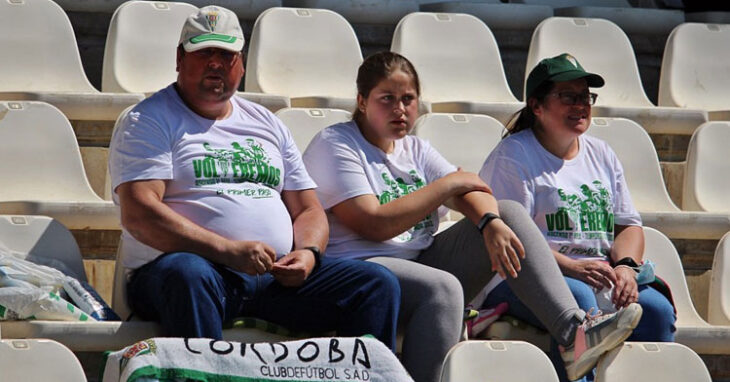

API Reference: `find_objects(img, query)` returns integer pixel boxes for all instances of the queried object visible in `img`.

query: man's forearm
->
[119,181,231,264]
[291,204,329,251]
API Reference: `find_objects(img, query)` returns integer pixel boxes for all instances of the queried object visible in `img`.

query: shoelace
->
[581,307,609,329]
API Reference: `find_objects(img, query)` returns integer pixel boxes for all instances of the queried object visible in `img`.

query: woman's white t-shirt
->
[303,121,457,260]
[479,129,641,261]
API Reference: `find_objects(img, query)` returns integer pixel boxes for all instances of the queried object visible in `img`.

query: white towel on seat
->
[102,336,413,382]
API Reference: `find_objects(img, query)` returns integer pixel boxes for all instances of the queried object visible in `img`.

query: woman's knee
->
[497,199,530,222]
[638,288,676,332]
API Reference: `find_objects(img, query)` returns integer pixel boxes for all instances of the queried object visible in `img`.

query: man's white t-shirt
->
[109,84,316,269]
[303,121,457,260]
[479,129,641,261]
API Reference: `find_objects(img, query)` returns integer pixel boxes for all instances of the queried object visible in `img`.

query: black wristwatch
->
[613,257,639,269]
[477,212,501,233]
[303,246,322,270]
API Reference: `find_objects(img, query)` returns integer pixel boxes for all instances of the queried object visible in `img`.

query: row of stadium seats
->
[3,100,730,239]
[52,0,730,30]
[0,338,715,382]
[1,214,728,364]
[1,0,729,147]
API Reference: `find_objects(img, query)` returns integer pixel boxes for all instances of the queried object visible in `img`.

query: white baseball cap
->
[179,6,244,53]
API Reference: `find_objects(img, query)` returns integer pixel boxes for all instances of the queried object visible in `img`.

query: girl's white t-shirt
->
[479,129,641,261]
[303,121,457,260]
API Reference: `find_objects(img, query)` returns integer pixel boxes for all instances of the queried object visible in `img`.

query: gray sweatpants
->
[369,200,584,382]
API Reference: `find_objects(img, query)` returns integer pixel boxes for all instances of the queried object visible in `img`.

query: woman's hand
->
[441,170,492,196]
[612,265,639,308]
[483,219,525,279]
[565,259,617,291]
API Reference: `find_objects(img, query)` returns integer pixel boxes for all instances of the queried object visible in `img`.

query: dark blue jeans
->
[127,252,401,351]
[485,277,676,382]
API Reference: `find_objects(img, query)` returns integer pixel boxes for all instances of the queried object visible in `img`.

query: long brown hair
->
[504,80,554,138]
[353,52,421,125]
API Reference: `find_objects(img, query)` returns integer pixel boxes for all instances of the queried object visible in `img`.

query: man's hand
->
[483,219,525,279]
[565,259,617,291]
[612,265,639,308]
[224,241,277,275]
[270,249,316,287]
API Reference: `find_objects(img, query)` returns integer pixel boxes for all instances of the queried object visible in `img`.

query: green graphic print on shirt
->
[377,170,434,243]
[546,180,614,258]
[192,139,281,199]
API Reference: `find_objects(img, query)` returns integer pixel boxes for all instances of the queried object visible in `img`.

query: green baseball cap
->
[525,53,605,99]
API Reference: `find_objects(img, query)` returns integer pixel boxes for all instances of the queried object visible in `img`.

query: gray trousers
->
[369,200,584,382]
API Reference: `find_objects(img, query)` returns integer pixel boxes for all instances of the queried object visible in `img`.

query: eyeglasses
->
[548,92,598,106]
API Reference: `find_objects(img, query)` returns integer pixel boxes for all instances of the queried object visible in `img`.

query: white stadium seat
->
[420,1,553,31]
[595,342,712,382]
[54,0,281,18]
[587,118,730,240]
[517,0,684,35]
[413,113,504,173]
[526,17,707,135]
[683,122,730,213]
[283,0,419,24]
[392,12,523,126]
[0,214,305,351]
[642,227,730,355]
[440,341,559,382]
[275,108,352,152]
[658,23,730,121]
[0,102,119,230]
[102,1,198,94]
[0,215,87,282]
[0,0,143,121]
[0,339,86,382]
[709,232,730,326]
[245,7,362,111]
[102,0,290,112]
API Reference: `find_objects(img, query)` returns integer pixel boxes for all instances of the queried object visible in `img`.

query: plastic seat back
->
[586,118,679,212]
[709,232,730,325]
[526,17,653,108]
[0,0,96,92]
[274,108,352,152]
[440,341,559,382]
[596,342,712,382]
[0,215,87,282]
[102,1,198,94]
[392,12,518,104]
[642,227,708,327]
[245,7,362,99]
[683,122,730,212]
[0,339,87,382]
[659,23,730,111]
[0,102,102,203]
[413,113,504,173]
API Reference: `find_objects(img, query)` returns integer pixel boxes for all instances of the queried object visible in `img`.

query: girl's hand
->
[442,170,492,196]
[565,259,617,291]
[483,219,525,278]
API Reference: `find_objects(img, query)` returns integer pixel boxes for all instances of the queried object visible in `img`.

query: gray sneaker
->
[560,303,643,381]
